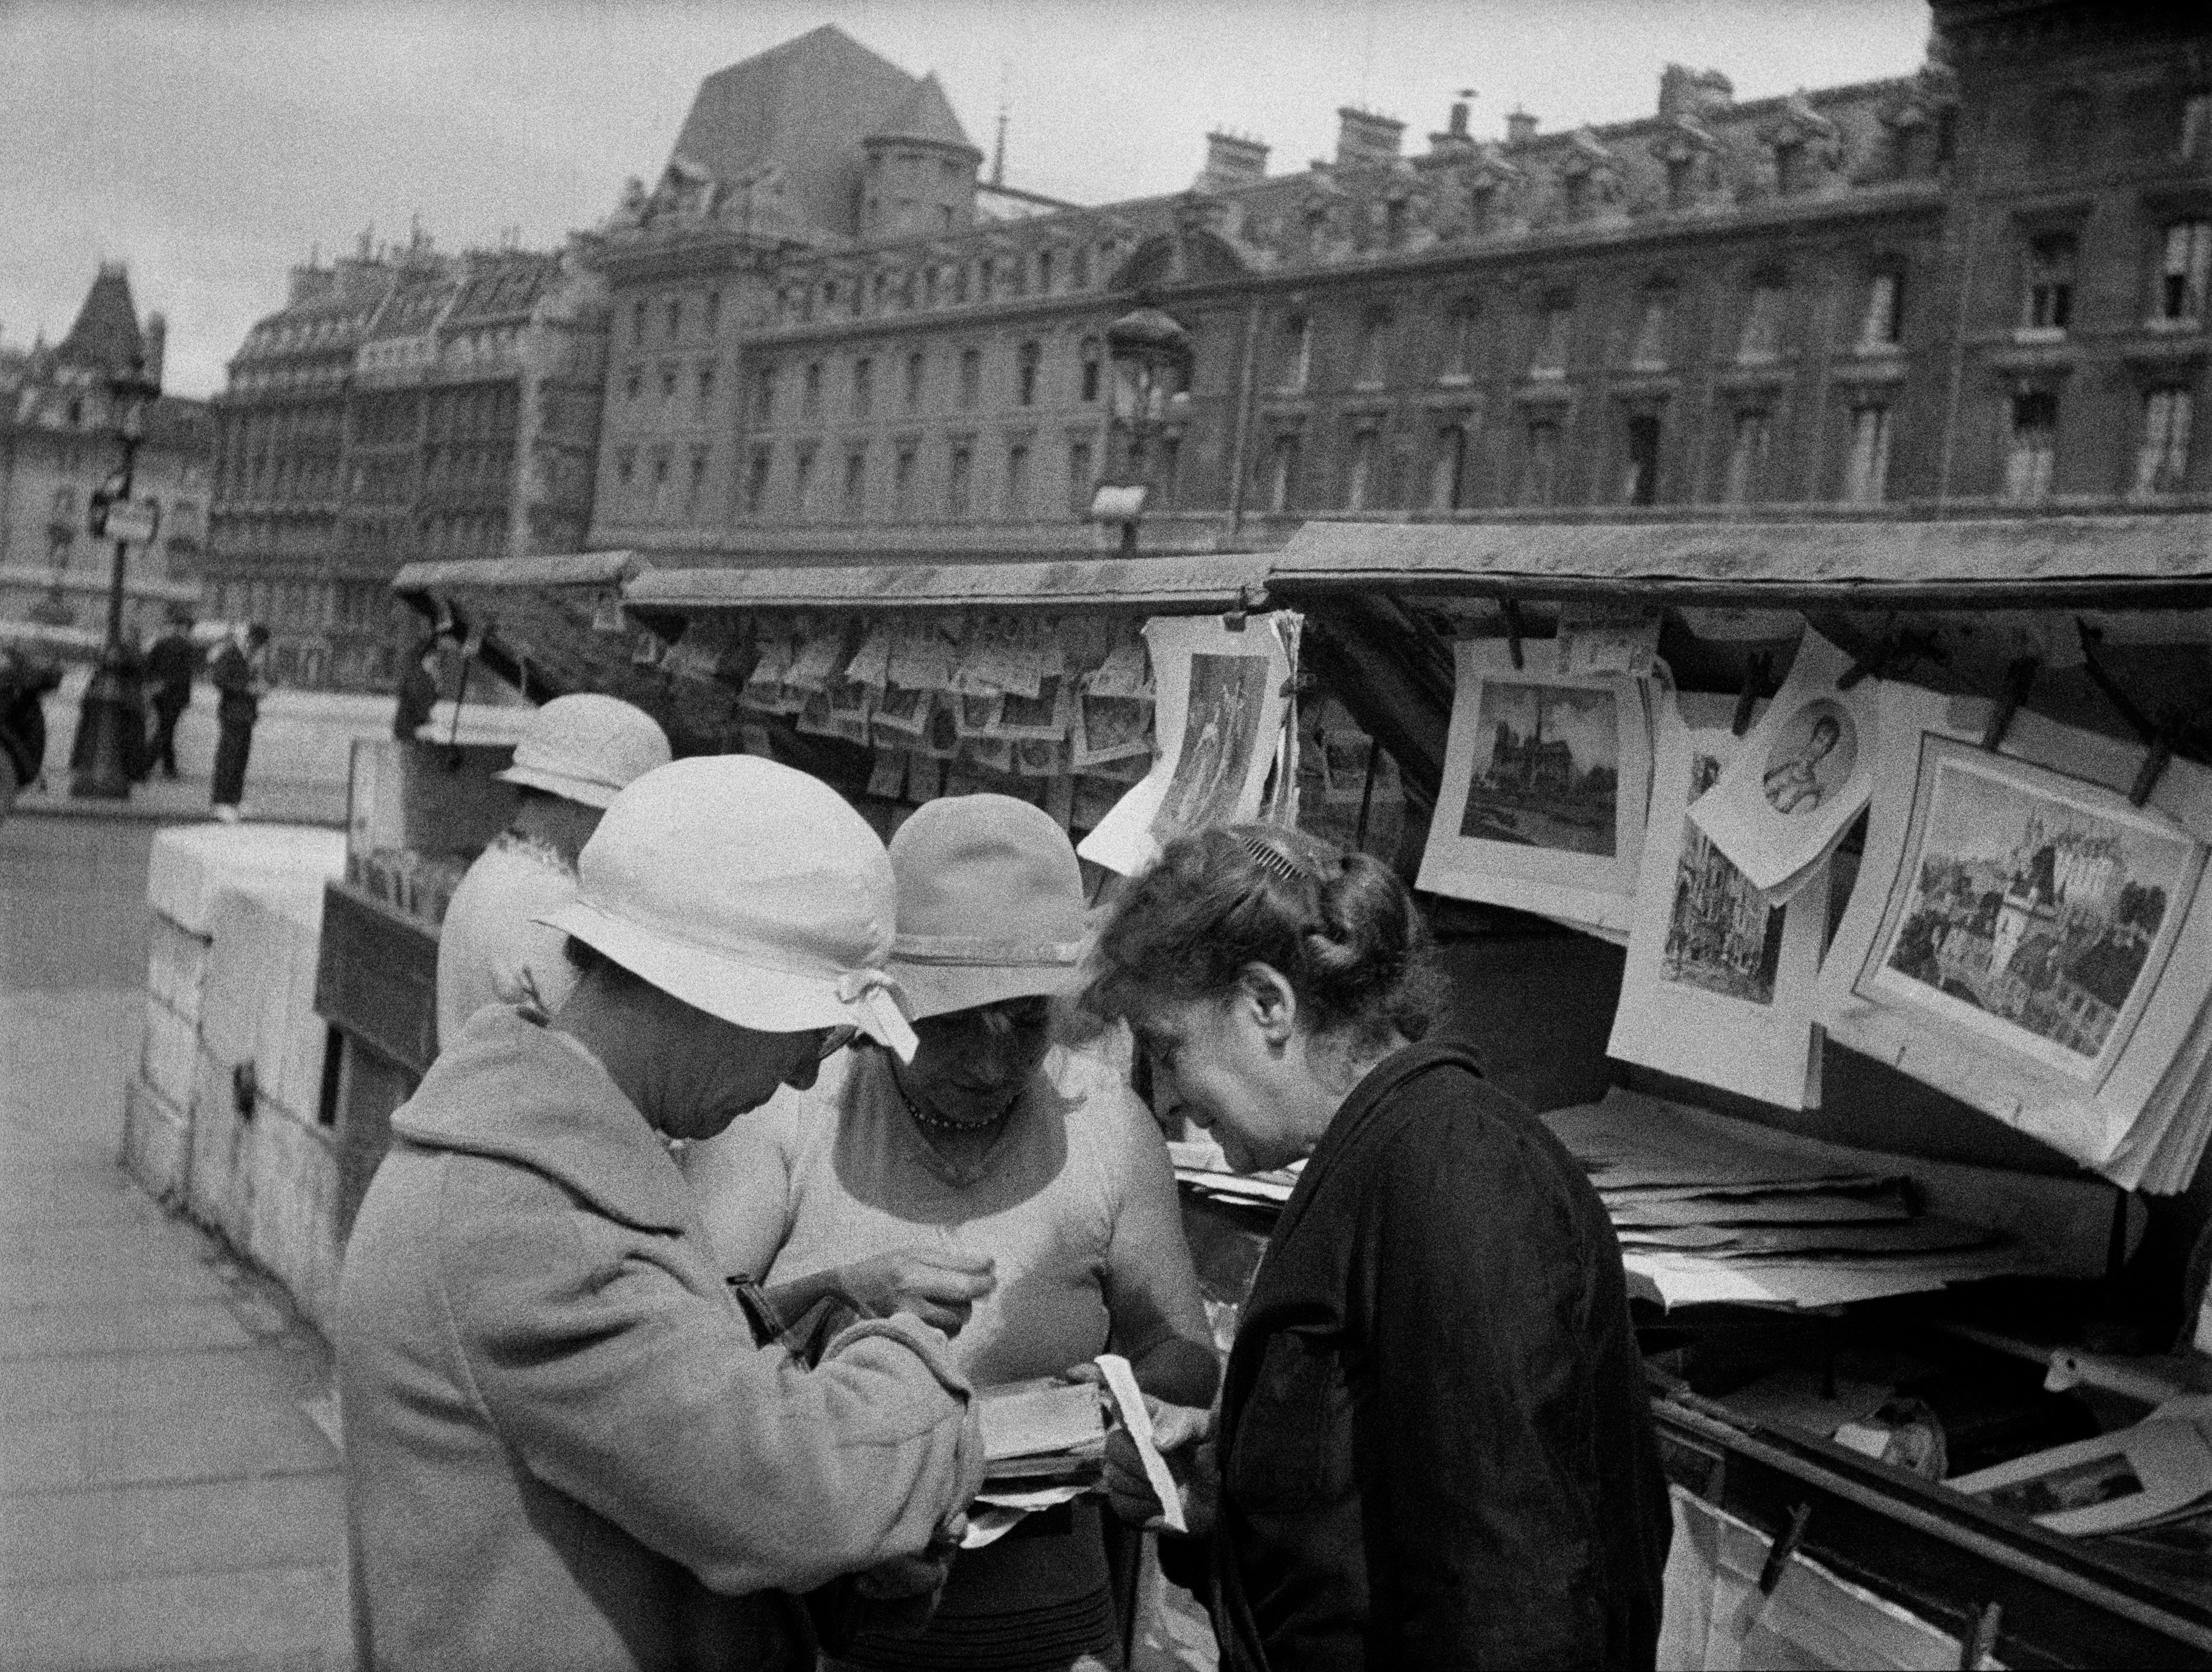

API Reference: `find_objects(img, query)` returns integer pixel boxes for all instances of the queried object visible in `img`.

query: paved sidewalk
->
[0,988,350,1671]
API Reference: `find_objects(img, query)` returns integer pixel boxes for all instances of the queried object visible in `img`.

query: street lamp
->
[1094,297,1192,555]
[69,357,164,799]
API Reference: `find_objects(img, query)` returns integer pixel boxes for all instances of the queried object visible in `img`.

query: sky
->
[3,0,1933,400]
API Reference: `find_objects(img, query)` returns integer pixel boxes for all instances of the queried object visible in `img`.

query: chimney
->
[1658,65,1695,121]
[1199,130,1271,192]
[1505,108,1539,147]
[1335,107,1406,168]
[1692,69,1734,119]
[142,313,166,388]
[1429,89,1477,156]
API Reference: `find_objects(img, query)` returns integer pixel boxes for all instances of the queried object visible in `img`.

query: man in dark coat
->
[209,622,270,821]
[144,609,199,780]
[390,635,440,741]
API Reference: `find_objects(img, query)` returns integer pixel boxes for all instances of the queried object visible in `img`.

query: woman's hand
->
[1103,1397,1218,1537]
[839,1249,997,1336]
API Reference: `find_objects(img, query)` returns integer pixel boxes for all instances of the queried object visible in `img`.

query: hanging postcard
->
[887,617,960,692]
[870,685,936,745]
[1688,629,1876,903]
[1609,693,1828,1110]
[1073,629,1155,768]
[739,634,797,713]
[993,676,1073,742]
[844,623,895,688]
[1821,684,2212,1179]
[1418,639,1653,935]
[1078,613,1296,877]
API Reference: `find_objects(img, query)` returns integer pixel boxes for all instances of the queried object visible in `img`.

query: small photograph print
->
[871,684,931,737]
[1873,746,2203,1072]
[1074,693,1153,765]
[993,676,1070,741]
[1150,651,1271,842]
[1762,699,1857,818]
[955,692,1003,737]
[1664,751,1786,1006]
[1458,680,1620,858]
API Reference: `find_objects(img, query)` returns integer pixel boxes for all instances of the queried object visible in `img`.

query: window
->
[1469,183,1497,236]
[696,365,716,411]
[1080,339,1103,402]
[1343,429,1377,510]
[893,446,918,517]
[793,445,816,518]
[1665,156,1695,211]
[631,301,646,344]
[1531,293,1574,376]
[948,443,973,517]
[959,349,982,409]
[649,449,672,517]
[1562,173,1592,223]
[2024,234,2077,332]
[1622,412,1663,506]
[1073,244,1092,289]
[2133,389,2194,497]
[843,449,868,518]
[1266,433,1300,511]
[660,365,678,401]
[1016,341,1041,406]
[615,448,636,491]
[624,365,642,401]
[1441,305,1476,381]
[1067,439,1094,514]
[1277,313,1312,392]
[802,362,823,418]
[1521,421,1560,507]
[753,367,775,423]
[1772,141,1806,198]
[1430,424,1468,510]
[853,357,874,419]
[2152,221,2210,327]
[1843,406,1892,504]
[2183,91,2212,158]
[1628,287,1674,371]
[704,290,721,334]
[666,298,682,339]
[1354,311,1391,387]
[744,447,770,515]
[685,446,709,516]
[1722,411,1769,505]
[1005,443,1031,517]
[1737,280,1787,363]
[2003,390,2058,501]
[1858,271,1905,350]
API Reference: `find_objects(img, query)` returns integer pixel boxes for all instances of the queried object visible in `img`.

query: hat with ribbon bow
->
[540,756,918,1058]
[887,793,1089,1021]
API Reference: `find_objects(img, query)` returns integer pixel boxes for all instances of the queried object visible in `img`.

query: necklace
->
[892,1068,1011,1138]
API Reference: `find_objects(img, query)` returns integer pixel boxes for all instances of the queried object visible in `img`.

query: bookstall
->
[343,509,2212,1667]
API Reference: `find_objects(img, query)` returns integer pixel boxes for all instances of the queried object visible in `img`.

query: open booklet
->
[965,1353,1187,1548]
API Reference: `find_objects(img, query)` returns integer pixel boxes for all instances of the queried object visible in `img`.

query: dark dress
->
[1194,1040,1670,1671]
[209,643,260,808]
[145,631,198,778]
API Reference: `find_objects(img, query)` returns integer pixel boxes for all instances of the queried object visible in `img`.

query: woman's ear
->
[1237,963,1299,1047]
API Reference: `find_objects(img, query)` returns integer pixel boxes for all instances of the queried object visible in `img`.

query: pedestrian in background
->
[1088,825,1672,1671]
[209,621,270,822]
[0,646,62,822]
[389,632,440,742]
[144,607,199,781]
[434,692,669,1048]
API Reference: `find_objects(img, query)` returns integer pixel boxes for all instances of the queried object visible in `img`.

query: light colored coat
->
[337,1008,982,1671]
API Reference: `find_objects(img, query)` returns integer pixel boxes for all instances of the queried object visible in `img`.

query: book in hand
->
[976,1377,1106,1485]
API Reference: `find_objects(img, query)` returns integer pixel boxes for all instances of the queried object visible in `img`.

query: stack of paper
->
[976,1379,1106,1486]
[1543,1088,2119,1311]
[1168,1140,1304,1205]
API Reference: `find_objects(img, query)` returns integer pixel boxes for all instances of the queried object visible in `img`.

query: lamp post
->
[69,356,163,799]
[1099,298,1192,555]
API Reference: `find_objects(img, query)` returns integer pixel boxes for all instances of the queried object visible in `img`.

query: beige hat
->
[540,756,917,1057]
[498,693,671,809]
[887,794,1088,1022]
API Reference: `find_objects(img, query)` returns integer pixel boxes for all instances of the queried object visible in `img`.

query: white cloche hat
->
[497,693,671,809]
[539,756,918,1058]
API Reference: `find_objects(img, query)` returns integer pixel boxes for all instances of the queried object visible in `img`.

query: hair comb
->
[1237,831,1310,885]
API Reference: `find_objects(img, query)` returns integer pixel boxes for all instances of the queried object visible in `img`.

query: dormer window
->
[1562,173,1590,223]
[2024,234,2077,332]
[1469,183,1497,236]
[1772,141,1806,197]
[1037,249,1055,294]
[2152,221,2210,328]
[1665,157,1695,211]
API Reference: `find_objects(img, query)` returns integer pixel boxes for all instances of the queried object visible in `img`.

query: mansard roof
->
[54,263,145,378]
[866,73,980,156]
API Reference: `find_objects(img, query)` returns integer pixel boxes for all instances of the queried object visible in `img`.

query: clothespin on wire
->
[2074,620,2179,807]
[1731,650,1773,738]
[1980,656,2040,753]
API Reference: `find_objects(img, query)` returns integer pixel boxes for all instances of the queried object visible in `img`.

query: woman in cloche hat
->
[685,793,1219,1672]
[338,757,979,1671]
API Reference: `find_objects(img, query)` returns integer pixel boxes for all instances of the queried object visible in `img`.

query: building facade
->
[203,237,607,689]
[0,264,213,639]
[584,5,2207,567]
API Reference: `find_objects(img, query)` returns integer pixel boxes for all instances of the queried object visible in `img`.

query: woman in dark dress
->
[1086,824,1671,1671]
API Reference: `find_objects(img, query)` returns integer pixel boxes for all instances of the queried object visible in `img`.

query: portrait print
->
[1762,699,1857,817]
[1863,738,2206,1082]
[1457,680,1621,858]
[1150,651,1271,842]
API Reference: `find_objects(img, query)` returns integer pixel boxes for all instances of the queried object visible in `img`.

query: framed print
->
[1418,639,1652,934]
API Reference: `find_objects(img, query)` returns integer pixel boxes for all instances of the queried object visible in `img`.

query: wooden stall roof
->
[392,550,641,596]
[626,552,1274,616]
[1271,514,2212,608]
